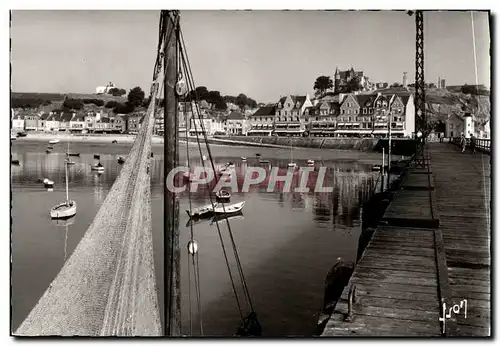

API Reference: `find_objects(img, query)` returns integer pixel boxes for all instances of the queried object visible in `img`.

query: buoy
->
[187,240,198,255]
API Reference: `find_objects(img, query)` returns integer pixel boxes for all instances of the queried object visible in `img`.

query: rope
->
[179,28,256,315]
[178,39,245,322]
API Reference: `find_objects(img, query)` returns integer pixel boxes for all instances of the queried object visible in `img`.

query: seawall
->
[204,136,419,155]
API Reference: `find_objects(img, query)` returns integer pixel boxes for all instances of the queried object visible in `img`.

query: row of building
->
[247,91,415,138]
[11,110,145,134]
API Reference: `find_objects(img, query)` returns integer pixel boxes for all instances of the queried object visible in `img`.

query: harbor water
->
[11,140,381,336]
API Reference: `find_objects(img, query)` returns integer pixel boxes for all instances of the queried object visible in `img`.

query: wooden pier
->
[321,142,491,337]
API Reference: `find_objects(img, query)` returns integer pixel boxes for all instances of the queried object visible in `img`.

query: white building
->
[12,114,25,131]
[95,82,116,95]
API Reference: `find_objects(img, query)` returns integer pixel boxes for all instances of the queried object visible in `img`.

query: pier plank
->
[321,143,491,337]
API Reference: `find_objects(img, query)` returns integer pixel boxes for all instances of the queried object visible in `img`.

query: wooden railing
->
[450,137,491,154]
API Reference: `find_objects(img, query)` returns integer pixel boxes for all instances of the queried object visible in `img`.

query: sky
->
[11,10,491,104]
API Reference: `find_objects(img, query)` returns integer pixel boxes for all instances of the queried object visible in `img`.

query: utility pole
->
[163,10,181,337]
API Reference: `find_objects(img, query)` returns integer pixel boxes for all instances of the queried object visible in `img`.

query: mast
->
[163,10,181,336]
[65,152,69,202]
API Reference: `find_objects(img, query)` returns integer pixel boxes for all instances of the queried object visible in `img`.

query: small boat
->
[17,132,27,137]
[43,178,54,188]
[186,203,215,219]
[11,159,20,165]
[66,159,76,165]
[49,139,60,144]
[93,154,100,159]
[307,160,315,165]
[287,162,297,168]
[91,164,105,172]
[50,200,77,219]
[255,153,261,157]
[10,135,16,141]
[112,140,118,144]
[215,189,231,202]
[117,156,126,164]
[46,149,52,154]
[202,154,207,161]
[67,153,80,157]
[372,164,382,172]
[213,201,246,215]
[259,159,270,164]
[47,146,54,150]
[241,157,247,161]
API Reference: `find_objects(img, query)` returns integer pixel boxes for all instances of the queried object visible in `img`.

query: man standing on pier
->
[470,133,476,154]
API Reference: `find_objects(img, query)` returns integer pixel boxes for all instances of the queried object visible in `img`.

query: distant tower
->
[403,72,408,88]
[441,78,446,89]
[438,76,441,89]
[334,67,340,93]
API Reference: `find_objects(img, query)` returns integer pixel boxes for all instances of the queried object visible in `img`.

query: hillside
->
[11,92,126,103]
[366,87,490,125]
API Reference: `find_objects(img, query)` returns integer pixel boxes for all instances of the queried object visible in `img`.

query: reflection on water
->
[11,143,378,336]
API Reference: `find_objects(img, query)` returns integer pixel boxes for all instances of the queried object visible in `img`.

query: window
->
[347,110,351,115]
[342,109,345,115]
[363,108,367,114]
[287,103,290,107]
[348,116,352,122]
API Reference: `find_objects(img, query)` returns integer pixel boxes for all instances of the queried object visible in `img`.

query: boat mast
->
[163,10,181,336]
[65,155,69,202]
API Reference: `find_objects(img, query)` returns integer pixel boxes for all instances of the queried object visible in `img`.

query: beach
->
[12,132,166,145]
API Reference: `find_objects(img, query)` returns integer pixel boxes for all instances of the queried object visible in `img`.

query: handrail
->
[450,136,491,154]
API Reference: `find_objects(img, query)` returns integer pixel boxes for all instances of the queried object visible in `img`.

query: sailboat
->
[287,143,296,167]
[50,148,77,219]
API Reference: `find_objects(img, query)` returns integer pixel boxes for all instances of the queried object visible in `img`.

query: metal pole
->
[387,111,392,187]
[381,147,385,192]
[163,10,181,337]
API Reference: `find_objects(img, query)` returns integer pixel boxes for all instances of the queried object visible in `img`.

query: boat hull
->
[50,200,77,219]
[186,203,215,219]
[213,201,245,215]
[91,165,105,172]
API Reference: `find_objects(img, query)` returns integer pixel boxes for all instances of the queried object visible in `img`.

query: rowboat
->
[215,189,231,202]
[11,159,20,165]
[307,159,315,165]
[10,135,16,141]
[287,162,296,168]
[49,139,60,144]
[47,146,54,150]
[241,157,247,161]
[43,178,54,188]
[46,149,52,154]
[67,153,80,157]
[93,154,100,159]
[117,156,126,164]
[186,203,215,219]
[91,164,105,172]
[213,201,246,215]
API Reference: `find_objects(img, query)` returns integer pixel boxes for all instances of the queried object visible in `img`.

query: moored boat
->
[10,135,16,141]
[46,149,52,154]
[66,159,76,165]
[259,159,270,164]
[186,203,215,219]
[11,159,20,165]
[307,159,315,165]
[213,201,246,215]
[215,189,231,202]
[287,162,297,168]
[91,164,105,172]
[49,139,60,144]
[67,153,80,157]
[241,157,247,161]
[50,200,77,219]
[47,146,54,150]
[117,156,126,164]
[43,178,54,188]
[93,154,100,159]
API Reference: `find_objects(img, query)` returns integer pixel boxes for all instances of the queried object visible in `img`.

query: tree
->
[105,100,119,108]
[313,76,333,98]
[108,88,126,96]
[391,82,402,88]
[127,87,145,107]
[338,76,362,93]
[63,98,84,110]
[235,93,248,111]
[246,97,257,109]
[113,102,136,114]
[428,83,436,89]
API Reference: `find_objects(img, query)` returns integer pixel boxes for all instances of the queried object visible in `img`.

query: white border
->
[2,1,497,345]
